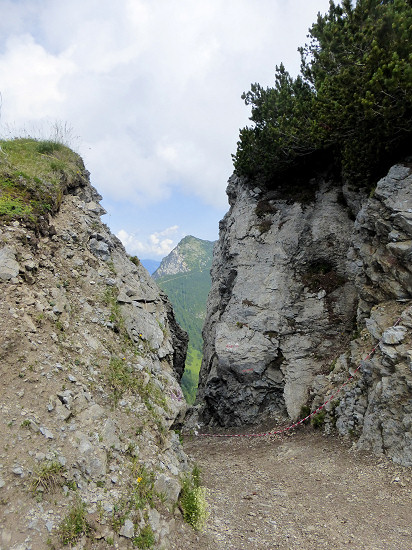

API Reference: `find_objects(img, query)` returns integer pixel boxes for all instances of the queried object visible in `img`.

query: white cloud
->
[117,226,179,258]
[0,0,331,212]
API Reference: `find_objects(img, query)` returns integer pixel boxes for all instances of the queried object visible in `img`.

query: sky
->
[0,0,331,260]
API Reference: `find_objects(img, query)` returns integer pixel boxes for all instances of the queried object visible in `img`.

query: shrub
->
[179,465,209,532]
[36,140,64,155]
[233,0,412,190]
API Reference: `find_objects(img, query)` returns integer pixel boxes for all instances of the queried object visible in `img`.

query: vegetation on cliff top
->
[0,138,86,231]
[233,0,412,189]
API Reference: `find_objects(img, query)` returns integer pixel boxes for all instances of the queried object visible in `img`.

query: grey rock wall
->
[313,164,412,465]
[197,175,358,426]
[195,161,412,465]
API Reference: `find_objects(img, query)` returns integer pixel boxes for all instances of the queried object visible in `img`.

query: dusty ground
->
[173,427,412,550]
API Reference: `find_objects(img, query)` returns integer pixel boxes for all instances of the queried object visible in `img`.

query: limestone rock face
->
[315,164,412,466]
[197,175,358,426]
[196,162,412,465]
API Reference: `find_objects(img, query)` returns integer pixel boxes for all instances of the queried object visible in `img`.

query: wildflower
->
[137,477,142,483]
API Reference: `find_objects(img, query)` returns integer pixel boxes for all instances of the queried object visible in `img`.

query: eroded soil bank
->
[175,428,411,550]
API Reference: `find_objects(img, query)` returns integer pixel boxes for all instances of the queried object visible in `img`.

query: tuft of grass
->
[58,499,90,546]
[31,460,65,495]
[0,137,86,229]
[133,524,155,549]
[179,465,209,532]
[36,140,64,155]
[103,286,130,341]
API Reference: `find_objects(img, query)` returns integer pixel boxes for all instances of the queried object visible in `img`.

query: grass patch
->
[103,286,130,341]
[58,499,90,545]
[0,138,86,230]
[133,524,155,549]
[105,356,169,433]
[31,460,65,495]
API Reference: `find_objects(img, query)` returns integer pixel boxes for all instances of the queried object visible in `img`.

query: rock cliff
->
[0,141,191,548]
[196,162,412,465]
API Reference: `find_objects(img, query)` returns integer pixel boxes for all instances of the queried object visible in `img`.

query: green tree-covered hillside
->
[234,0,412,190]
[153,236,214,404]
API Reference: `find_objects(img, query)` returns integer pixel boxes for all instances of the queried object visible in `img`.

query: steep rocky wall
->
[197,174,359,426]
[312,164,412,466]
[0,152,191,548]
[196,162,412,465]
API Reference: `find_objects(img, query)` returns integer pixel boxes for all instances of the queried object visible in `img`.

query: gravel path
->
[176,428,412,550]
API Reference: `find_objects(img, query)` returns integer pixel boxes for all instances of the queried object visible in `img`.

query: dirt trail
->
[173,428,412,550]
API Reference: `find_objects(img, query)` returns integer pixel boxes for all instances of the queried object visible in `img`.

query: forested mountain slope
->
[153,236,214,403]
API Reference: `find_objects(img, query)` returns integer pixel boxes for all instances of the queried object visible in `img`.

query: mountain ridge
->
[154,236,214,403]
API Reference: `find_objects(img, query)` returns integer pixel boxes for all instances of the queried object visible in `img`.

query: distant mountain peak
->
[152,235,214,280]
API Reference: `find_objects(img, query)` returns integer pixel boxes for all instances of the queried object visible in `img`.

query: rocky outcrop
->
[311,164,412,465]
[0,149,190,548]
[195,162,412,464]
[197,175,359,426]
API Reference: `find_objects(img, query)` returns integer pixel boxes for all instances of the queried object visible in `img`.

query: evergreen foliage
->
[233,0,412,189]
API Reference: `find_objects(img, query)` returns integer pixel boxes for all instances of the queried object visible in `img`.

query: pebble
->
[39,426,54,439]
[120,519,135,538]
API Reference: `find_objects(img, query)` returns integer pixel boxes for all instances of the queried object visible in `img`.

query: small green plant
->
[179,465,209,532]
[133,524,155,549]
[132,464,156,510]
[55,318,64,332]
[31,460,65,494]
[299,405,311,422]
[111,465,157,534]
[58,498,90,545]
[106,356,136,406]
[255,199,278,217]
[103,287,129,340]
[311,409,327,429]
[21,419,31,428]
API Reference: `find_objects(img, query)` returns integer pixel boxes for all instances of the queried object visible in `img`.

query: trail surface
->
[172,428,411,550]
